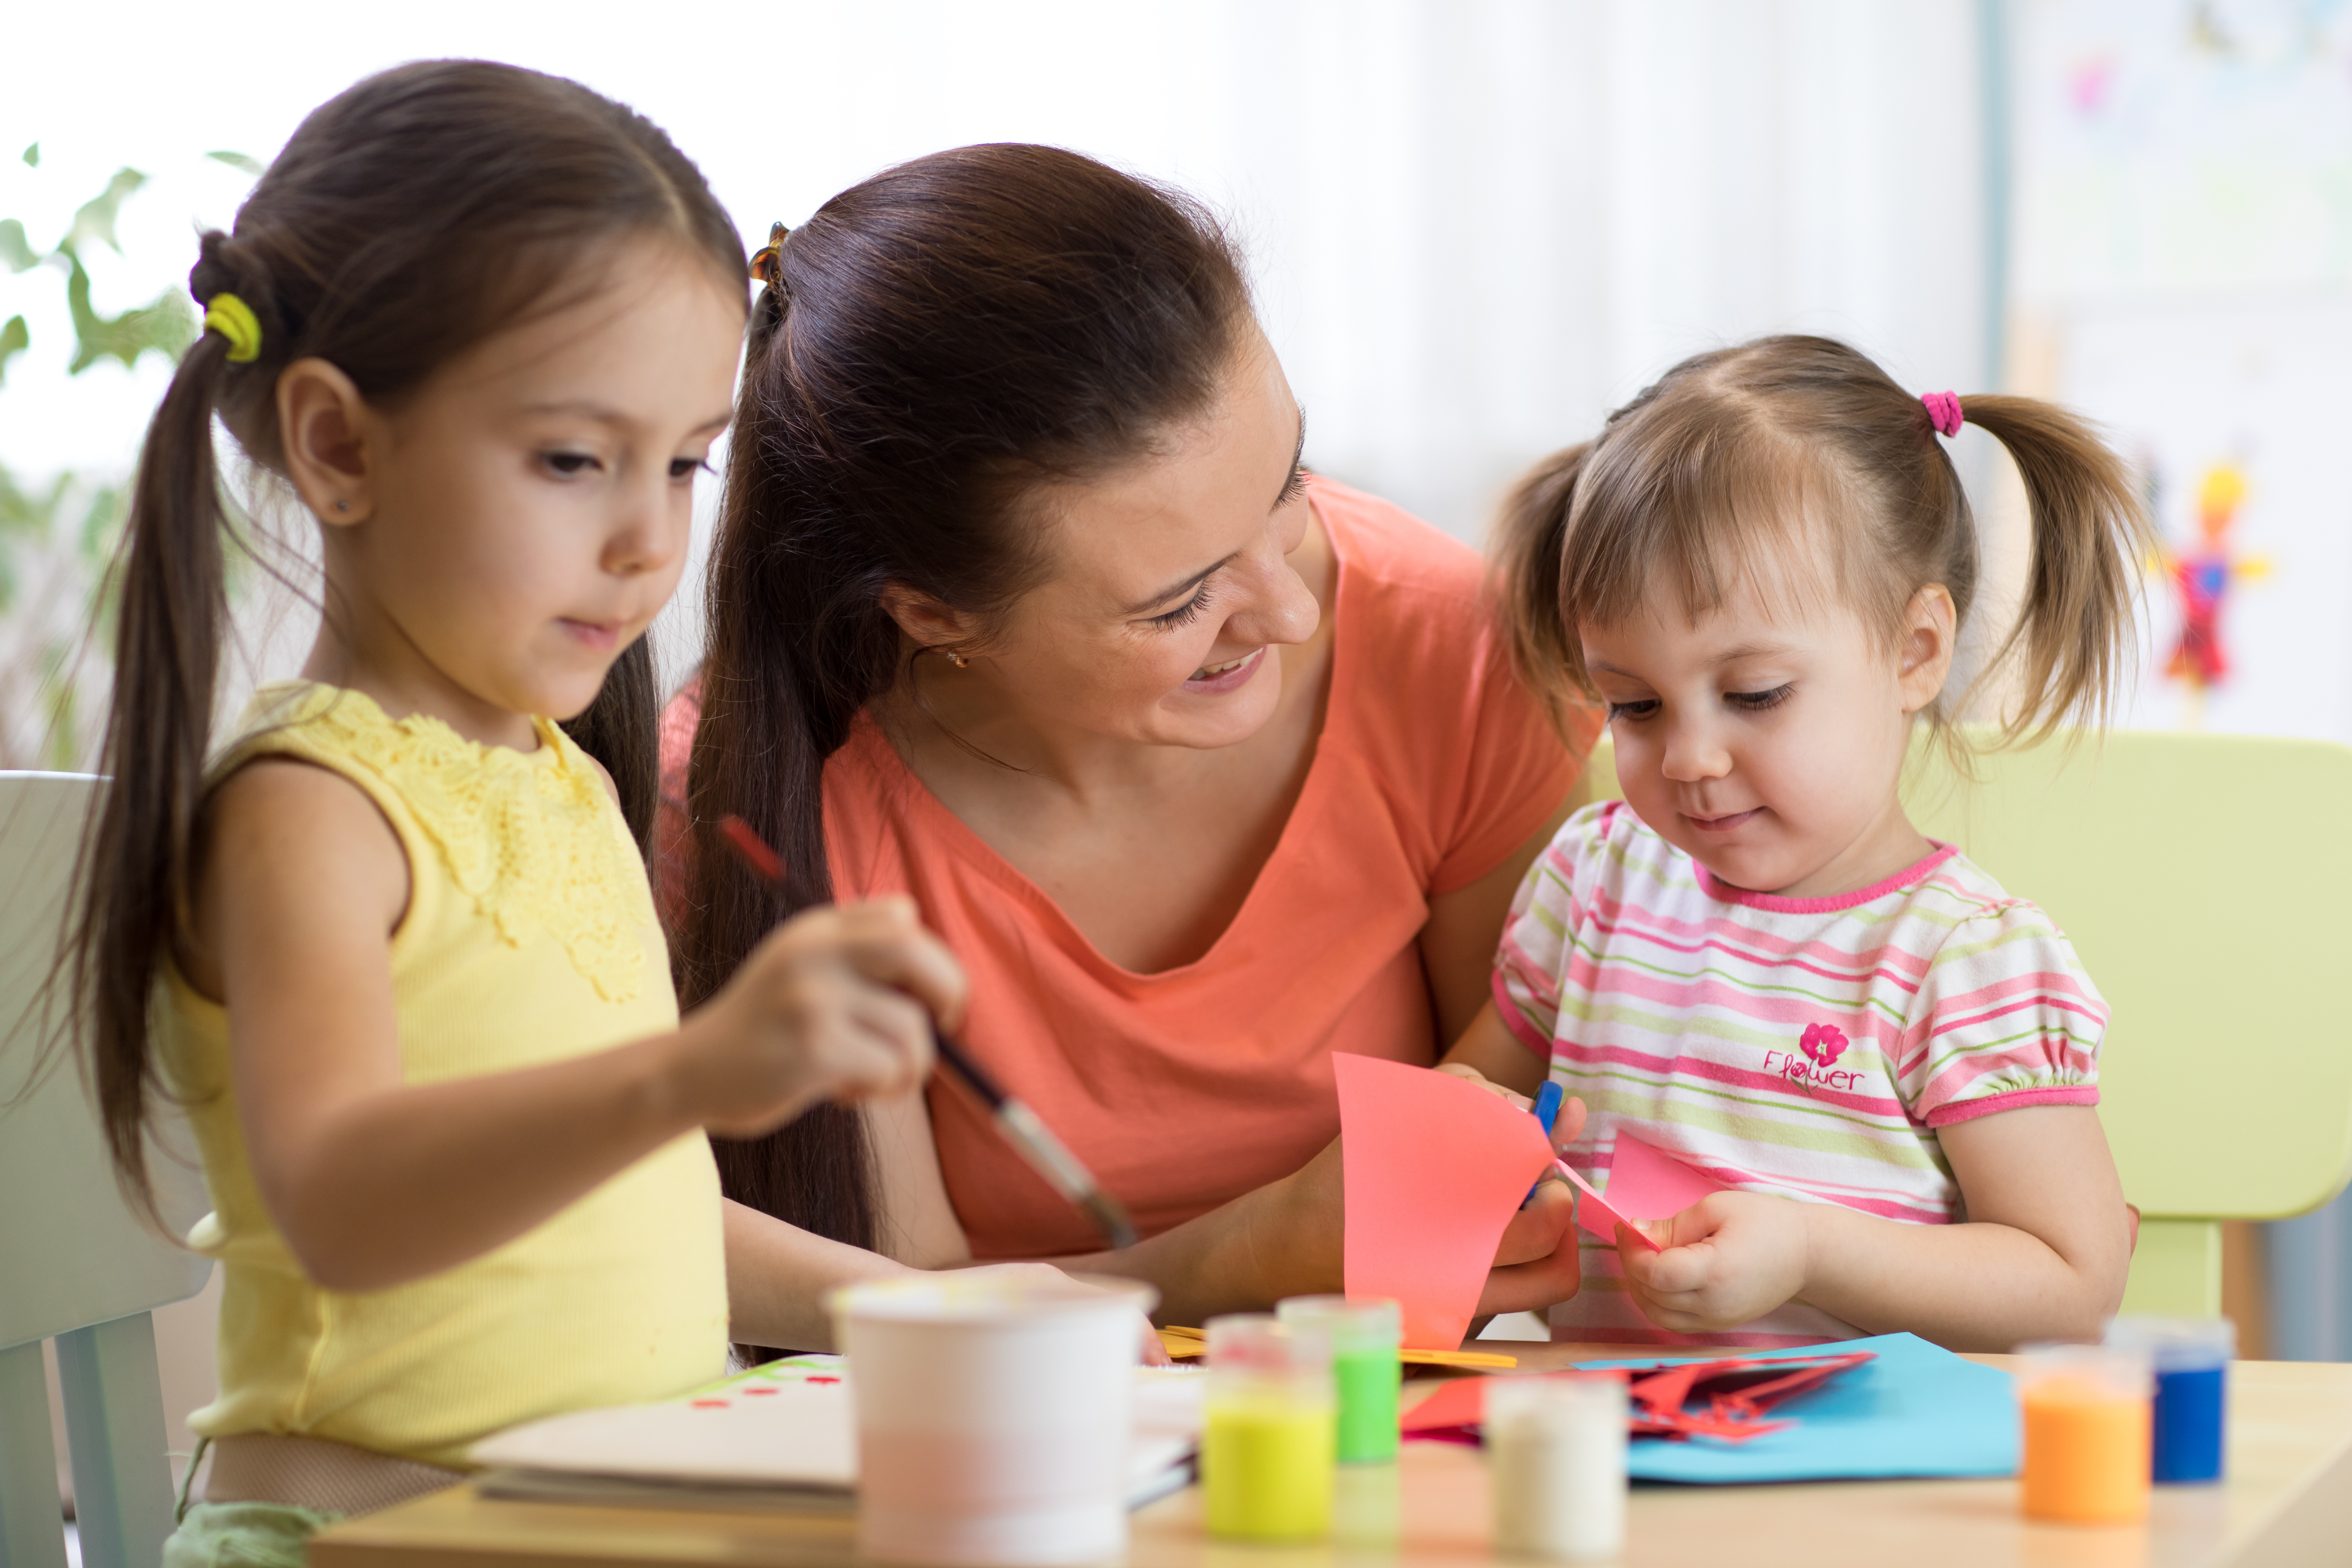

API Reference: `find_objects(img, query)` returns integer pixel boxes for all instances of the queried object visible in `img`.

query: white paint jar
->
[1485,1374,1628,1560]
[832,1272,1157,1566]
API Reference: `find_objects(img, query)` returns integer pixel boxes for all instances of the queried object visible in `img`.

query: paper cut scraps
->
[1333,1054,1557,1351]
[1397,1333,2020,1484]
[1401,1351,1874,1446]
[1596,1333,2020,1484]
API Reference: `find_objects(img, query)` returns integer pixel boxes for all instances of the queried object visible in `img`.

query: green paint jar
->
[1277,1296,1402,1464]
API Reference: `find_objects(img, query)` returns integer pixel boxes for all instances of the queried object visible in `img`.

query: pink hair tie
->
[1922,390,1964,437]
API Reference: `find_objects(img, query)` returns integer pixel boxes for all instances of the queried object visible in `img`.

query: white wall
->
[1,0,1994,698]
[1,0,1993,528]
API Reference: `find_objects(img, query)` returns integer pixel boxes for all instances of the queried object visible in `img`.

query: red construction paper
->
[1335,1055,1558,1351]
[1569,1131,1730,1246]
[1400,1355,1875,1447]
[1399,1376,1490,1434]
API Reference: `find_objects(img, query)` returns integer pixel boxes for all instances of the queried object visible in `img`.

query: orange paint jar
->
[2017,1344,2154,1524]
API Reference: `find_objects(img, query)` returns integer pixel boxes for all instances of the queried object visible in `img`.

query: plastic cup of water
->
[831,1271,1157,1565]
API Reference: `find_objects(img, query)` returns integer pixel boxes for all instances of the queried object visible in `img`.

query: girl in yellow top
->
[67,63,965,1562]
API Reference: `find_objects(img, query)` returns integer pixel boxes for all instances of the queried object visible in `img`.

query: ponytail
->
[680,274,888,1266]
[1494,336,2153,758]
[1955,395,2153,743]
[70,327,238,1219]
[1489,441,1595,739]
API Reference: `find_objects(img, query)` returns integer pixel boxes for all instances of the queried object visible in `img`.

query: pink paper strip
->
[1567,1131,1729,1247]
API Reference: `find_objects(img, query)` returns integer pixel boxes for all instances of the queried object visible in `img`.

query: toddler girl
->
[69,62,959,1561]
[1445,335,2147,1350]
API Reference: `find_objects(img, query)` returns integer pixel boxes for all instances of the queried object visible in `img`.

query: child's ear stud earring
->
[945,650,969,668]
[334,500,350,513]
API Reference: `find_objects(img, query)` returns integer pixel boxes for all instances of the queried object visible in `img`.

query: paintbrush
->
[716,813,1140,1252]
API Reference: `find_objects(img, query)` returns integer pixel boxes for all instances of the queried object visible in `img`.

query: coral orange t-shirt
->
[659,478,1598,1259]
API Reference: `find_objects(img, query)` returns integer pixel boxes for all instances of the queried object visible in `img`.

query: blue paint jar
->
[2106,1316,2235,1483]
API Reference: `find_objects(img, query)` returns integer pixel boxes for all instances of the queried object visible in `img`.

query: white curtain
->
[0,0,1995,695]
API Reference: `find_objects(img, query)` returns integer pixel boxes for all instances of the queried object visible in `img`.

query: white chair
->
[0,774,212,1568]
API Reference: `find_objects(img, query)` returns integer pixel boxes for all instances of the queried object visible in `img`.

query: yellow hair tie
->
[202,293,263,363]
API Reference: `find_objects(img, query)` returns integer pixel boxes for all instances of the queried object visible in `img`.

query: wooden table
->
[310,1346,2352,1568]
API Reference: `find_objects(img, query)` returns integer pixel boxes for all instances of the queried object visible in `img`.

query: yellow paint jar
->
[1201,1315,1335,1541]
[2017,1343,2153,1525]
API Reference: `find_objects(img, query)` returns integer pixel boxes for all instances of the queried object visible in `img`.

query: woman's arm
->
[723,1198,917,1350]
[867,1087,974,1267]
[198,760,954,1293]
[807,794,1584,1333]
[1617,1105,2132,1351]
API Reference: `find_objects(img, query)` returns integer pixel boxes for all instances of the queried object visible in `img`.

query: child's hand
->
[1479,1091,1590,1316]
[680,896,963,1138]
[1617,1191,1808,1334]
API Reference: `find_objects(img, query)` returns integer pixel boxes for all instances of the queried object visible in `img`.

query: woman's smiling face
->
[917,330,1323,752]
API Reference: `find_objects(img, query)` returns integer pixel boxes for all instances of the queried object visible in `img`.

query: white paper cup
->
[832,1272,1158,1566]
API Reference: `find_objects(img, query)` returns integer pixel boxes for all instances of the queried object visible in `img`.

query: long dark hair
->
[1494,334,2151,747]
[679,145,1252,1252]
[70,59,743,1216]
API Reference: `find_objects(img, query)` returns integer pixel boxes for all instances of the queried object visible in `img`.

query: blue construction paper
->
[1574,1332,2020,1483]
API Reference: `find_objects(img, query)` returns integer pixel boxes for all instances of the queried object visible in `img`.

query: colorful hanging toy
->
[2155,461,2269,726]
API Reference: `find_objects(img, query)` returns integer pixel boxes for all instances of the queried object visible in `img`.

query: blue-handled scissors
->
[1522,1080,1564,1206]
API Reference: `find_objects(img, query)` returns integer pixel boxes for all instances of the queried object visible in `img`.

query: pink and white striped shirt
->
[1497,800,2106,1347]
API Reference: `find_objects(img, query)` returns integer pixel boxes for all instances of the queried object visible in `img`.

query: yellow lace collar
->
[241,682,653,1003]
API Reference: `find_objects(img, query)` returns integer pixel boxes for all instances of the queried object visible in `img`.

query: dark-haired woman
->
[662,146,1602,1349]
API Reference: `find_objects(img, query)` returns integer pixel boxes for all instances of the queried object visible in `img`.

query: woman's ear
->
[877,583,985,659]
[276,357,379,527]
[1897,584,1958,714]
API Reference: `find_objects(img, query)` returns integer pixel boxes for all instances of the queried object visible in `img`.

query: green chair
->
[0,774,212,1568]
[1575,731,2352,1317]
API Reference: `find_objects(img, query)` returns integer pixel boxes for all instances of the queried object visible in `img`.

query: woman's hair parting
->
[1493,333,2152,744]
[681,145,1251,1267]
[72,59,744,1217]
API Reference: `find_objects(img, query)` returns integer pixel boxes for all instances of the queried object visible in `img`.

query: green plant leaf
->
[20,143,36,168]
[77,481,126,565]
[0,316,26,388]
[64,254,198,374]
[206,150,263,176]
[62,168,147,257]
[0,220,36,273]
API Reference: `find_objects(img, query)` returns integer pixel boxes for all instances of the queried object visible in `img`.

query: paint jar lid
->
[1276,1296,1402,1353]
[2104,1316,2237,1371]
[1206,1313,1333,1386]
[1485,1372,1629,1436]
[2016,1341,2154,1401]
